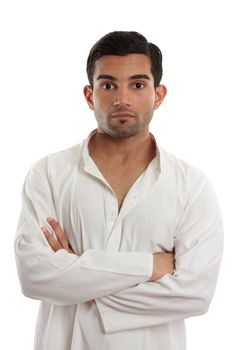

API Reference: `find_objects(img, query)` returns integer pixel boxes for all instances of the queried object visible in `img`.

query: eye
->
[102,82,115,90]
[132,82,145,89]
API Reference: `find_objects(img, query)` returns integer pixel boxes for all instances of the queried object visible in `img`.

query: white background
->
[0,0,232,348]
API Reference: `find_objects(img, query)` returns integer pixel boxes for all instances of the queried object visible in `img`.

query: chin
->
[109,129,139,139]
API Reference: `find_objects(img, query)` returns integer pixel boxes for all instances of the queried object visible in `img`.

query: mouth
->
[111,112,135,119]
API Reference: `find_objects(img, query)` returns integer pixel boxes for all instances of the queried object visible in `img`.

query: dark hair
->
[86,31,163,88]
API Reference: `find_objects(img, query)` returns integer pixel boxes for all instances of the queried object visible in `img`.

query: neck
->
[88,128,156,163]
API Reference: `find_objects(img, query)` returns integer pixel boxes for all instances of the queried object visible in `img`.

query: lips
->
[111,112,135,118]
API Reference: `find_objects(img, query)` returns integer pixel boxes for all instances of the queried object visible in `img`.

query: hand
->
[41,218,95,304]
[41,217,75,254]
[149,251,175,282]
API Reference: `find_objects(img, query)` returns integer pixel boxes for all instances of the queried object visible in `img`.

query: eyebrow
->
[96,74,151,81]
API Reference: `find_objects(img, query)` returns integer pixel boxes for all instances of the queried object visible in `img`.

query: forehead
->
[93,54,152,80]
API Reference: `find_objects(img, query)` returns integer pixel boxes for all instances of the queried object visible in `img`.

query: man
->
[14,31,223,350]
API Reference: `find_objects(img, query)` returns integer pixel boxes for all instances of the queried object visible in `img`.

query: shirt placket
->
[82,134,161,253]
[105,191,119,251]
[105,187,147,251]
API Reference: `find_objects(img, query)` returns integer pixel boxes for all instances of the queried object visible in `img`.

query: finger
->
[41,227,61,252]
[67,243,75,254]
[47,217,70,250]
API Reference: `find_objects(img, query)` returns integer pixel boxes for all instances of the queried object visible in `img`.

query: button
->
[132,190,141,199]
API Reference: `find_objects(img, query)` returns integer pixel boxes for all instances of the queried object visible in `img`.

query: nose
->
[113,87,131,107]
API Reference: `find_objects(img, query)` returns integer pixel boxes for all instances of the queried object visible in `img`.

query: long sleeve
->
[95,171,223,333]
[14,157,153,306]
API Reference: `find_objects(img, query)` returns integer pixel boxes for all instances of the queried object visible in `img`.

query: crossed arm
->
[38,212,222,333]
[41,217,175,284]
[15,158,223,333]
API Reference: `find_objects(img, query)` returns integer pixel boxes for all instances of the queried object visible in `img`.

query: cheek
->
[148,94,156,106]
[137,93,156,110]
[93,93,110,111]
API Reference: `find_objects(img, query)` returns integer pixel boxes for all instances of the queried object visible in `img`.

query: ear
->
[154,84,167,110]
[83,85,94,110]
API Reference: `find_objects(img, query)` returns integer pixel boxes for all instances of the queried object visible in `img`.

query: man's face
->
[84,54,166,138]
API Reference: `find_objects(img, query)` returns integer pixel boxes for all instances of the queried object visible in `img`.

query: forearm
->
[15,232,153,305]
[95,177,224,333]
[15,160,153,305]
[95,258,222,333]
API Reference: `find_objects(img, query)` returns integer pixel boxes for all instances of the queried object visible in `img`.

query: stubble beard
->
[95,112,154,139]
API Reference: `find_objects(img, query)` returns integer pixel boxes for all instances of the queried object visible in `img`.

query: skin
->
[84,54,166,147]
[41,53,174,288]
[84,54,167,210]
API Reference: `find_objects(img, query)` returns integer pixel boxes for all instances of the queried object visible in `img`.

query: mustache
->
[108,109,138,118]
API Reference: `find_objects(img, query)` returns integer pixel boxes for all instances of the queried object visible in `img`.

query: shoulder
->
[26,142,83,179]
[159,144,208,184]
[158,146,222,234]
[158,145,216,202]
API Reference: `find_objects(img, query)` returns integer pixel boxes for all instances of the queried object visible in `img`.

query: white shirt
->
[14,130,223,350]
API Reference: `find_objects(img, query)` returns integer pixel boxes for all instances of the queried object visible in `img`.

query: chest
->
[106,167,147,209]
[92,159,152,210]
[52,167,183,255]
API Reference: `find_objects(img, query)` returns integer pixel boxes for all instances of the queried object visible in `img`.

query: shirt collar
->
[81,129,162,178]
